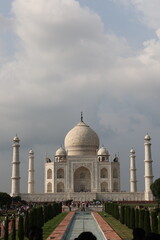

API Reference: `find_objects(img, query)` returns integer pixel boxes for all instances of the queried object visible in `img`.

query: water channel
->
[63,211,106,240]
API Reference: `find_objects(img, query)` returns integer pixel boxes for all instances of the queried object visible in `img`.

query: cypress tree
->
[35,207,44,228]
[18,215,24,240]
[139,209,145,229]
[151,211,158,233]
[58,202,62,214]
[107,202,111,215]
[120,205,125,224]
[113,203,116,218]
[4,215,9,240]
[11,215,16,240]
[127,207,131,228]
[130,208,135,230]
[158,213,160,234]
[43,205,48,223]
[124,206,127,225]
[144,210,151,236]
[39,206,44,228]
[135,208,139,228]
[116,205,120,220]
[29,209,34,228]
[24,210,29,237]
[35,208,39,227]
[49,204,53,219]
[105,202,108,213]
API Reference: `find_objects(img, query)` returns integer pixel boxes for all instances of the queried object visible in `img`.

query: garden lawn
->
[99,212,133,240]
[43,212,68,239]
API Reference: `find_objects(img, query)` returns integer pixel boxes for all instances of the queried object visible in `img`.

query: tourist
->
[74,231,97,240]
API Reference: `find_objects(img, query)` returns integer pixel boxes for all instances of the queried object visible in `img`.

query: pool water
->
[63,211,106,240]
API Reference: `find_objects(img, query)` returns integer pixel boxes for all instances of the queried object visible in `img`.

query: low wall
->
[19,191,153,202]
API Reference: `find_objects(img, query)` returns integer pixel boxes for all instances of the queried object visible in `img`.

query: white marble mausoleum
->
[10,115,154,202]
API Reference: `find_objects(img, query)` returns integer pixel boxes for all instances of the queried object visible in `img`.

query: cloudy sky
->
[0,0,160,194]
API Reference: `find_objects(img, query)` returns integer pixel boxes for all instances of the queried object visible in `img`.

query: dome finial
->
[81,112,83,122]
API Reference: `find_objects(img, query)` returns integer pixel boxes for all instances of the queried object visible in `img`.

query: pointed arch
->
[100,168,108,178]
[47,169,52,179]
[74,167,91,192]
[57,168,64,178]
[47,182,52,192]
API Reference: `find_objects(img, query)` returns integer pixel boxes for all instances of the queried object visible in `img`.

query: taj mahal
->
[10,114,154,202]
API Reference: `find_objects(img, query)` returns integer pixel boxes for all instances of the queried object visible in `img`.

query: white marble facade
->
[45,119,120,196]
[11,116,154,202]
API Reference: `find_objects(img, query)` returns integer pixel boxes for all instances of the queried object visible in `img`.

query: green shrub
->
[130,208,135,229]
[18,215,24,240]
[158,213,160,234]
[135,208,139,228]
[138,209,145,229]
[120,205,125,224]
[151,211,158,233]
[4,216,9,240]
[144,210,151,236]
[11,215,16,240]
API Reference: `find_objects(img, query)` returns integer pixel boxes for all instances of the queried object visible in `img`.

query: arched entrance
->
[74,167,91,192]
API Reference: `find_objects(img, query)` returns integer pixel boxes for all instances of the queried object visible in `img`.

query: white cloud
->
[131,0,160,29]
[114,0,160,30]
[0,14,13,31]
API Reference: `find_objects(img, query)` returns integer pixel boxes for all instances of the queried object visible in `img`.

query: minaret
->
[28,149,35,194]
[130,148,137,192]
[144,134,154,201]
[11,135,20,196]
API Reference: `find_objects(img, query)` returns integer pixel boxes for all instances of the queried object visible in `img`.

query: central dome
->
[64,121,99,156]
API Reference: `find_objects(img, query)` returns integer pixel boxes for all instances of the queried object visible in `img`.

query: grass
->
[43,212,68,239]
[99,212,133,240]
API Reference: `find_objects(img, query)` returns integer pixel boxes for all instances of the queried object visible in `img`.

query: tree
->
[11,215,16,240]
[12,196,21,203]
[130,208,135,230]
[126,207,131,228]
[144,210,151,236]
[120,206,125,224]
[139,209,145,229]
[150,178,160,200]
[24,210,29,237]
[135,208,139,228]
[158,213,160,234]
[151,211,158,234]
[4,216,9,240]
[0,192,12,207]
[18,215,24,240]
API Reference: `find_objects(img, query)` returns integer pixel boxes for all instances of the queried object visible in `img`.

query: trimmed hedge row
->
[105,202,160,235]
[4,202,62,240]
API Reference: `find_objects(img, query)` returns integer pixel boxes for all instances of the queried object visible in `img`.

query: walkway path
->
[46,211,122,240]
[46,212,74,240]
[93,212,121,240]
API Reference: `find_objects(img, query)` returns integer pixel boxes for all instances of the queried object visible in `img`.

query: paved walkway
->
[46,211,122,240]
[46,212,75,240]
[93,212,122,240]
